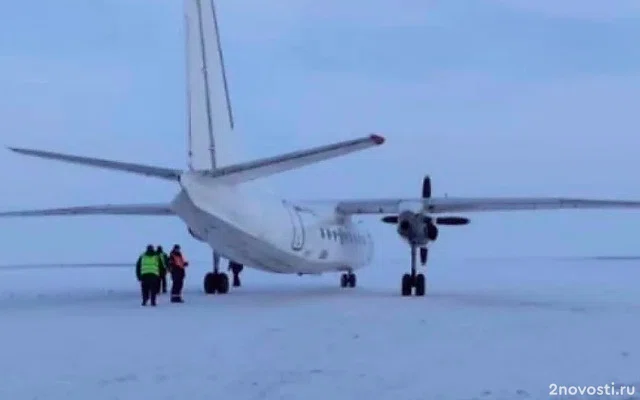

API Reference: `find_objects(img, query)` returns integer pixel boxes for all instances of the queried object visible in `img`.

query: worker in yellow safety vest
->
[136,244,162,306]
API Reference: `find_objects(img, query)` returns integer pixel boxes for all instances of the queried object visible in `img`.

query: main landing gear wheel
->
[401,273,425,296]
[203,272,229,294]
[340,272,357,288]
[401,246,426,296]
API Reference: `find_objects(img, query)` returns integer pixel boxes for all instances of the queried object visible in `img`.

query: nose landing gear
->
[401,245,426,296]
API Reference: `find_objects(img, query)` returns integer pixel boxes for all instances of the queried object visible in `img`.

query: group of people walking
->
[136,244,189,306]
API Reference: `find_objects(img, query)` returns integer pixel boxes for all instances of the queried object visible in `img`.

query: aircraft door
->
[285,202,305,251]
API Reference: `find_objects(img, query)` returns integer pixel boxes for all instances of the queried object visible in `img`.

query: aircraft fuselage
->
[171,171,373,274]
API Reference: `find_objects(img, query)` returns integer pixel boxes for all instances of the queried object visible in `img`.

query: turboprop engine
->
[395,210,439,245]
[381,175,470,248]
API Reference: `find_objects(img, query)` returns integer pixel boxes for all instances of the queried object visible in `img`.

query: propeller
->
[434,216,469,225]
[422,174,431,198]
[381,175,470,226]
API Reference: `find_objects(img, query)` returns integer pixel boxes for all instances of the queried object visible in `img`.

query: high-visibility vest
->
[140,254,160,275]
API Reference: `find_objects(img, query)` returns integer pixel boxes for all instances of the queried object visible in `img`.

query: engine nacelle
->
[187,227,206,242]
[396,210,438,245]
[425,220,438,241]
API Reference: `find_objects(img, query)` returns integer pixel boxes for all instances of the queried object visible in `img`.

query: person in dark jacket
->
[156,245,169,294]
[136,244,162,306]
[168,244,189,303]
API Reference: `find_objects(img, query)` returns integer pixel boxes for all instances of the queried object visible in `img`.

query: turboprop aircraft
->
[3,0,640,297]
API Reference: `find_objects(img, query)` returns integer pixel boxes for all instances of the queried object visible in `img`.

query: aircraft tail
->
[184,0,237,170]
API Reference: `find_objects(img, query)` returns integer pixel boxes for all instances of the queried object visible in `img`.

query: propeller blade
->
[381,215,399,224]
[435,216,470,225]
[422,175,431,198]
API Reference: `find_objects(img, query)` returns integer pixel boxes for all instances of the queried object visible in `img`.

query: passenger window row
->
[319,228,365,244]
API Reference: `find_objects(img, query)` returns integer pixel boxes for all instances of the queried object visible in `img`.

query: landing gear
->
[203,251,229,294]
[229,261,243,287]
[340,271,357,288]
[203,272,229,294]
[401,245,426,296]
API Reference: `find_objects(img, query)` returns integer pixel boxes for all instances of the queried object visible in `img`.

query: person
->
[156,245,169,294]
[168,244,189,303]
[228,261,243,287]
[136,244,162,306]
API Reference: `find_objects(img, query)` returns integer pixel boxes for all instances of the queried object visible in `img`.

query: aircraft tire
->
[401,274,413,296]
[415,274,425,296]
[340,273,348,288]
[204,272,217,294]
[217,273,230,294]
[348,273,356,288]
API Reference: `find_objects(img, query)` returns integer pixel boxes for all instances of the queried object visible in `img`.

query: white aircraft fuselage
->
[174,172,373,275]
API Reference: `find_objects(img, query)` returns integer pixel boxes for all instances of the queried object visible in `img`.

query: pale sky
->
[0,1,639,265]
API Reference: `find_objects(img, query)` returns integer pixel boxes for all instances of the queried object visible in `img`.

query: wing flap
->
[336,197,640,215]
[0,203,174,217]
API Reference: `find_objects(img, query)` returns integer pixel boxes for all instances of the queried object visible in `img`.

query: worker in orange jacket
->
[168,244,189,303]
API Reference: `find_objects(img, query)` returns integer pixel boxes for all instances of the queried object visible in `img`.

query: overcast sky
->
[0,1,639,266]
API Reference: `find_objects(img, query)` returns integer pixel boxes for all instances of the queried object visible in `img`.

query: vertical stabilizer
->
[184,0,236,169]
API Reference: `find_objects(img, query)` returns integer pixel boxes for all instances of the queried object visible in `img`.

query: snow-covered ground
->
[1,256,639,400]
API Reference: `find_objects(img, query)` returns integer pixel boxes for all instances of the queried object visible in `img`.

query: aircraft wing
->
[0,203,174,217]
[335,197,640,215]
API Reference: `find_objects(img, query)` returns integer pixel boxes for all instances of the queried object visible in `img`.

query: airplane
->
[3,0,640,297]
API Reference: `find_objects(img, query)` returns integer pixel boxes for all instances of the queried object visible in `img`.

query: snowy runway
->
[1,257,639,399]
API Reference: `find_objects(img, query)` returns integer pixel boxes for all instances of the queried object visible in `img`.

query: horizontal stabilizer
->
[202,134,385,184]
[0,203,174,217]
[335,197,640,215]
[7,147,182,181]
